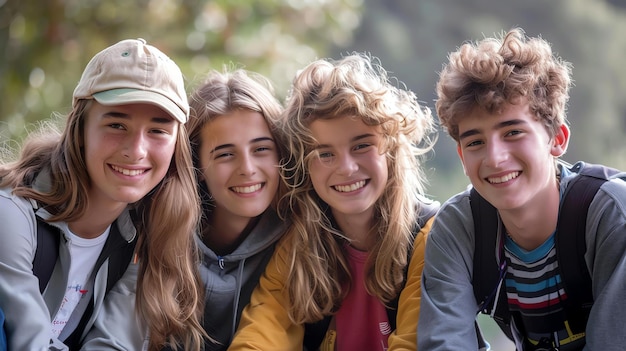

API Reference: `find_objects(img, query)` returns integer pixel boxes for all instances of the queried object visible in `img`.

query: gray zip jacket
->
[198,208,287,351]
[419,161,626,350]
[0,171,136,351]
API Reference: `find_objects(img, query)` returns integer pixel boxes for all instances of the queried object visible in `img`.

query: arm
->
[417,193,483,350]
[228,237,304,351]
[387,216,434,350]
[584,182,626,349]
[0,192,68,350]
[79,259,145,350]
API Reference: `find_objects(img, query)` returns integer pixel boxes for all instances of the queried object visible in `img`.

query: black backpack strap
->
[470,188,513,340]
[33,215,61,293]
[470,188,501,314]
[63,219,137,348]
[303,316,331,351]
[556,162,619,333]
[102,222,137,293]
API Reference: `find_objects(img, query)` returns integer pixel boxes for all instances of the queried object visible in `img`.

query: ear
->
[457,144,468,176]
[551,124,570,157]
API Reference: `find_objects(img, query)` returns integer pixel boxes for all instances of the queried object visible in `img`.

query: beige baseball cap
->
[73,38,189,123]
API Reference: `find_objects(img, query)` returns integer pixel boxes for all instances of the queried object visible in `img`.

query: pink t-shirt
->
[335,244,391,351]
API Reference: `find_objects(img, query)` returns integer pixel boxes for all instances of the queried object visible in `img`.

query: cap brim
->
[93,88,187,123]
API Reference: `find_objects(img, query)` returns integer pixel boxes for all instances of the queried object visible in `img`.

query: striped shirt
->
[504,234,586,350]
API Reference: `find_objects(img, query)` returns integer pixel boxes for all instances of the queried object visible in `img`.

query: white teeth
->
[232,183,262,194]
[488,172,520,184]
[334,180,366,193]
[111,165,145,176]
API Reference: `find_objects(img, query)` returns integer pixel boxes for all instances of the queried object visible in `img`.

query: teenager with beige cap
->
[0,38,206,350]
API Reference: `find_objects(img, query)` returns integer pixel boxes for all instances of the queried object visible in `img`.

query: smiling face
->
[308,115,388,222]
[456,99,569,211]
[198,109,279,223]
[83,101,178,212]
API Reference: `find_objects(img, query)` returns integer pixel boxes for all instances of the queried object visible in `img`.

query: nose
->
[483,139,508,167]
[122,132,148,161]
[238,153,256,176]
[336,153,358,176]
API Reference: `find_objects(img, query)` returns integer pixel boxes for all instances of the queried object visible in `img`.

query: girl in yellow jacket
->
[228,53,438,351]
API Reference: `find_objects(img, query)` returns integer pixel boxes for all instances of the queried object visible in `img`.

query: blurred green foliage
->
[0,0,362,142]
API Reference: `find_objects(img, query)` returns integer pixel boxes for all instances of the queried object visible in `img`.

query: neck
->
[332,210,375,251]
[499,183,560,251]
[69,203,125,239]
[203,208,259,255]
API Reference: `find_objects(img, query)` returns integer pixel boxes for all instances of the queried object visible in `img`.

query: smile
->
[111,165,146,176]
[487,171,520,184]
[231,183,263,194]
[333,180,366,193]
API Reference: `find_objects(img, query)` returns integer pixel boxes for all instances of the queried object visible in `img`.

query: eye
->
[150,128,169,135]
[318,151,333,159]
[108,123,125,130]
[464,139,484,148]
[255,145,273,153]
[214,152,234,159]
[505,129,523,137]
[353,143,371,151]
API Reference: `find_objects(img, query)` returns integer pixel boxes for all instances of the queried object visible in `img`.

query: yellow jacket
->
[228,216,435,351]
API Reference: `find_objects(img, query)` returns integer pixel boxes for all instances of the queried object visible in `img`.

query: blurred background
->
[2,0,625,349]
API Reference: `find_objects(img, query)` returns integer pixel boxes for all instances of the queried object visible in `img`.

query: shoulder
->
[416,195,440,227]
[0,187,35,227]
[561,161,626,211]
[0,188,39,264]
[562,162,626,246]
[434,188,474,224]
[426,187,475,246]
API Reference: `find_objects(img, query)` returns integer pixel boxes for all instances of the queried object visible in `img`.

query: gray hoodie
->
[198,208,287,351]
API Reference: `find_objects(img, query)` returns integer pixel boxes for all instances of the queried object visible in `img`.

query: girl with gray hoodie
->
[183,68,288,351]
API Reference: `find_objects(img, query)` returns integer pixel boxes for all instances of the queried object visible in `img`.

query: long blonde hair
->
[0,100,206,350]
[279,53,435,323]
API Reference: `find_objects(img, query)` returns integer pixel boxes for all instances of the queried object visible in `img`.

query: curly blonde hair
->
[0,100,206,351]
[436,27,572,142]
[278,53,435,323]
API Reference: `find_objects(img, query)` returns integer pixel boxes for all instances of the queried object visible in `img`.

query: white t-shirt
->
[51,223,110,337]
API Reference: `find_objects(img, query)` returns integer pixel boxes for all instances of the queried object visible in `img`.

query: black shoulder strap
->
[470,187,513,340]
[303,201,439,350]
[556,162,619,333]
[103,224,137,293]
[63,220,138,348]
[471,162,620,336]
[33,216,61,293]
[469,187,501,314]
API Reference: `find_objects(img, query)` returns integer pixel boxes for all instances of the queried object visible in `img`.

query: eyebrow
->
[209,136,275,154]
[458,119,526,141]
[313,133,375,150]
[103,112,174,124]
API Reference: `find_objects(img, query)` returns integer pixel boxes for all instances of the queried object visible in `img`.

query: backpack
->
[303,200,439,350]
[470,162,621,340]
[0,305,6,351]
[33,212,137,348]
